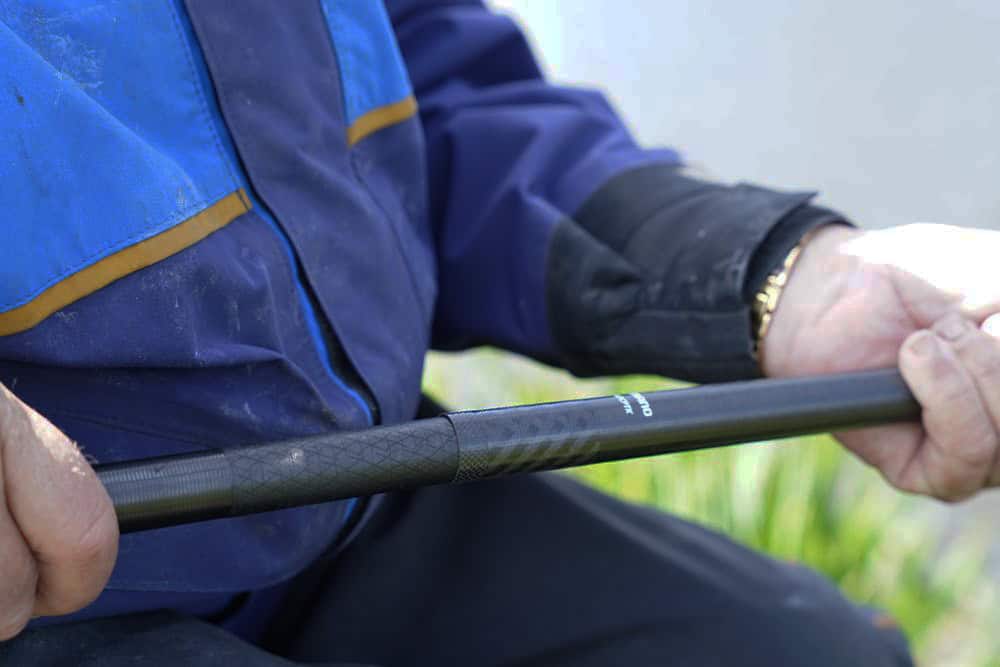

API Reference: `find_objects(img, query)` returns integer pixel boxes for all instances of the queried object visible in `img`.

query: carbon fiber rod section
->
[100,418,460,533]
[448,368,919,482]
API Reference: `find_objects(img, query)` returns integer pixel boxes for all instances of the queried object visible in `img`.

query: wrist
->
[758,224,862,377]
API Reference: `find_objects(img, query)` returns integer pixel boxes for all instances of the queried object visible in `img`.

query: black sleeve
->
[547,164,850,383]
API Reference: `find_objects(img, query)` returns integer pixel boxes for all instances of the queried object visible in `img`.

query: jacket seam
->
[0,191,234,311]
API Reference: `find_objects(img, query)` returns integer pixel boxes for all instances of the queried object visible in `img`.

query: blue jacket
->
[2,0,841,638]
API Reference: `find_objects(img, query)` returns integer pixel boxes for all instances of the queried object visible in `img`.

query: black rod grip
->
[100,417,459,533]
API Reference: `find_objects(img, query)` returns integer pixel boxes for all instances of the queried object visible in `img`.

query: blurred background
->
[423,2,1000,664]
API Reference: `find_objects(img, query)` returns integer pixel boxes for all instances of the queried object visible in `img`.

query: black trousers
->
[1,474,912,666]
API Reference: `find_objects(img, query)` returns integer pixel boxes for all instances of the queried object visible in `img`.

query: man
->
[1,1,997,664]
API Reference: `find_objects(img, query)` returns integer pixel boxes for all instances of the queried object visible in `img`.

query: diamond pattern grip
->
[227,417,459,513]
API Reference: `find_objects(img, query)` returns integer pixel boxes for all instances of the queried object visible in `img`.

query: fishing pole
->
[97,368,920,533]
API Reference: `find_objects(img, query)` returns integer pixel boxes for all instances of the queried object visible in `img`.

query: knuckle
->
[932,313,974,345]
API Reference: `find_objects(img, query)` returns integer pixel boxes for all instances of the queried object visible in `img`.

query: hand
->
[762,223,1000,501]
[0,384,118,640]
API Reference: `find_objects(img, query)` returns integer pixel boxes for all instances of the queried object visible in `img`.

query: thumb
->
[0,385,118,616]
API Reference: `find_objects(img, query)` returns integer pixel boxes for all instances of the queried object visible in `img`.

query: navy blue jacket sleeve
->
[389,1,847,382]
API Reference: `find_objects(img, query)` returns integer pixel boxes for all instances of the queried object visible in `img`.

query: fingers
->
[932,314,1000,487]
[0,385,118,619]
[895,314,1000,500]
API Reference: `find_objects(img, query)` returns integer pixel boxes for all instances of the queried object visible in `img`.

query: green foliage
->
[424,350,1000,666]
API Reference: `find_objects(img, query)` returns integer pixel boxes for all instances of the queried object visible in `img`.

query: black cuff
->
[546,164,851,383]
[743,203,852,302]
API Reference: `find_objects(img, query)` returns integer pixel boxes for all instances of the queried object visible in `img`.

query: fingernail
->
[908,331,939,357]
[934,313,971,342]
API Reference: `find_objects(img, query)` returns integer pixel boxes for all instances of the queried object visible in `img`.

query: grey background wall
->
[491,0,1000,231]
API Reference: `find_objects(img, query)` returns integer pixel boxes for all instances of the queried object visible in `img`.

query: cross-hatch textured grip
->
[228,416,460,513]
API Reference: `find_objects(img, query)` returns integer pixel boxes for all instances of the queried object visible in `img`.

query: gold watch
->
[751,239,807,362]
